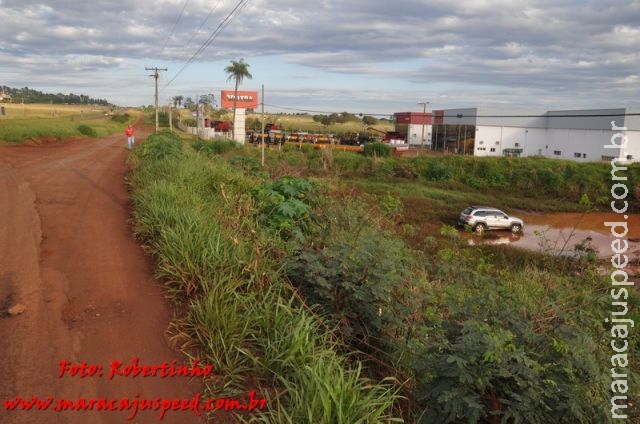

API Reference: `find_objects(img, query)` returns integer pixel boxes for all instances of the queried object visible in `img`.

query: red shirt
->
[125,127,134,136]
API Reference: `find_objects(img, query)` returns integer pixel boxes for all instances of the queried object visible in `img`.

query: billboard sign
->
[220,90,259,109]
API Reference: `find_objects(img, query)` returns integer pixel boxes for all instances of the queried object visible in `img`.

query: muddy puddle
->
[465,211,640,262]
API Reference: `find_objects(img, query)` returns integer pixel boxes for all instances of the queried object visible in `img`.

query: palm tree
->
[172,95,184,108]
[224,59,252,141]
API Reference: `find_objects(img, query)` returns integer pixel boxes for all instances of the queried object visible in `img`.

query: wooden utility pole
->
[146,67,168,132]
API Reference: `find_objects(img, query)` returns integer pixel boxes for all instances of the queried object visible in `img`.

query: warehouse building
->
[394,108,639,162]
[394,112,433,147]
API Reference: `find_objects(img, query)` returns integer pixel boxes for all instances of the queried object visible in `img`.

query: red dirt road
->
[0,129,208,423]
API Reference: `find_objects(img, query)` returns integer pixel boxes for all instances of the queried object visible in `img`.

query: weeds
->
[128,132,401,422]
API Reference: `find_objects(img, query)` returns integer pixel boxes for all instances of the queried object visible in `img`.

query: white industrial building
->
[429,107,639,163]
[432,108,640,162]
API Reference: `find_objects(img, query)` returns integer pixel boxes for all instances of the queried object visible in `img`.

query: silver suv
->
[458,205,524,233]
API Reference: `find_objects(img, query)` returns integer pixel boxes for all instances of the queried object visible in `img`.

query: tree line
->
[0,86,111,105]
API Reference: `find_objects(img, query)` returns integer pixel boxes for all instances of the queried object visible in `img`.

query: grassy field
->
[0,103,110,119]
[0,103,137,143]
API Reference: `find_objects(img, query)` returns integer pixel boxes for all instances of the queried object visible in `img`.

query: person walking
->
[125,124,135,150]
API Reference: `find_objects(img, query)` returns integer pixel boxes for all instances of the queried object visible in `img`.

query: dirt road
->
[0,128,209,423]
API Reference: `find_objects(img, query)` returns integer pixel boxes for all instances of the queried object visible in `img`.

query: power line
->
[160,0,191,55]
[263,103,393,117]
[163,0,251,89]
[433,112,640,119]
[263,103,640,119]
[183,0,223,48]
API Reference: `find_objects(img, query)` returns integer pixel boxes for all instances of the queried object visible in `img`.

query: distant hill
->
[0,86,111,106]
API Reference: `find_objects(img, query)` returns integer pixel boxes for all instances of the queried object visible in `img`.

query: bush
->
[77,124,97,137]
[256,176,318,240]
[111,113,130,123]
[363,142,392,157]
[286,227,415,347]
[135,130,183,161]
[332,151,374,175]
[192,138,238,155]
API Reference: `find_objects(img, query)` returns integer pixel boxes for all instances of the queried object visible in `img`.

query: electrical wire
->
[160,0,191,55]
[183,0,224,48]
[163,0,251,89]
[264,103,640,119]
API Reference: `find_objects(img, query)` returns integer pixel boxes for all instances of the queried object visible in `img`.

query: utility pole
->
[417,101,430,149]
[146,67,168,132]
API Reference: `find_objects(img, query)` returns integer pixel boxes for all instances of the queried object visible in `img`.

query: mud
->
[467,211,640,272]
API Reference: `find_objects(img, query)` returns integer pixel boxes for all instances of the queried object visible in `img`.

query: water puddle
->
[465,211,640,261]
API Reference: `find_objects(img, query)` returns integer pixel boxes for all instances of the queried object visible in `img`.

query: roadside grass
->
[130,131,640,422]
[0,104,136,143]
[129,131,401,422]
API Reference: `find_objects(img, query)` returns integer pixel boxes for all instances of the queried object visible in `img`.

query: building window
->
[515,142,520,147]
[554,150,561,156]
[583,153,587,159]
[574,152,582,158]
[602,155,616,161]
[477,147,486,151]
[490,148,496,152]
[628,155,633,160]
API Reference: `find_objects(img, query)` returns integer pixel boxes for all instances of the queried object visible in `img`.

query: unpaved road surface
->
[0,128,210,423]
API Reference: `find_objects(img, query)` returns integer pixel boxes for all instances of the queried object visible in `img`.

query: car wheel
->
[511,223,522,233]
[474,223,486,233]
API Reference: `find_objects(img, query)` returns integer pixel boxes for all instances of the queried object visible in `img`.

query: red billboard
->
[220,90,259,109]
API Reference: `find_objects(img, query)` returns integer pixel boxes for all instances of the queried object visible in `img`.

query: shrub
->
[77,124,97,137]
[111,113,130,123]
[135,130,183,161]
[363,142,392,157]
[332,151,373,175]
[192,138,238,155]
[423,160,452,181]
[286,225,416,348]
[256,176,318,240]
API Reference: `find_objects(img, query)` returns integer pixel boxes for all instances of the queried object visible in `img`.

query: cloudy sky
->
[1,0,638,115]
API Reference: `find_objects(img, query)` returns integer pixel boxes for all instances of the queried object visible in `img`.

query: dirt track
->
[0,127,209,423]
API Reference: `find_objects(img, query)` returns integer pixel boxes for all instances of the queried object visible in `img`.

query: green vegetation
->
[192,138,238,156]
[129,133,640,423]
[363,142,393,157]
[0,106,135,143]
[0,85,111,105]
[76,124,98,137]
[128,131,400,422]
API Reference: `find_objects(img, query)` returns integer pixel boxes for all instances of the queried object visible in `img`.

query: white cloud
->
[0,0,637,112]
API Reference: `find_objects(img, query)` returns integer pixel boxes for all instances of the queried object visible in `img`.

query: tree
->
[172,95,184,108]
[362,115,378,125]
[224,59,253,141]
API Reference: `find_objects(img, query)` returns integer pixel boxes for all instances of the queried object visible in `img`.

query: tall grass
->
[128,131,402,422]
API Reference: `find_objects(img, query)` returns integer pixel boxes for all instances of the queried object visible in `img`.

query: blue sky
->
[1,0,639,115]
